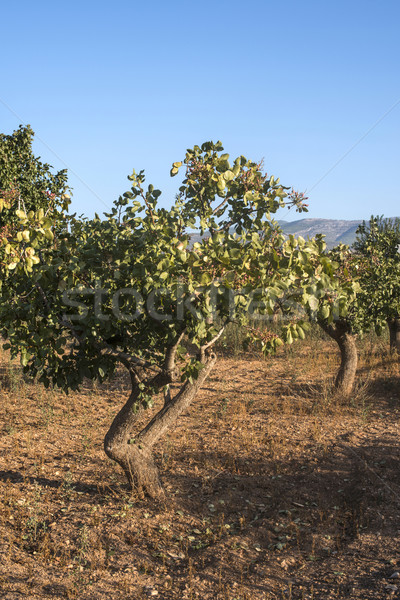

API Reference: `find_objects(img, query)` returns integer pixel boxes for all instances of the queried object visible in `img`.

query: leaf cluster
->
[353,215,400,332]
[0,125,70,224]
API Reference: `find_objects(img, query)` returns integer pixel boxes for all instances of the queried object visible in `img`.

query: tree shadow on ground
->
[274,373,399,417]
[0,429,398,599]
[164,431,399,598]
[0,469,140,502]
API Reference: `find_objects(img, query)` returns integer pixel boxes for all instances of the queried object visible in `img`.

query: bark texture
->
[104,353,217,498]
[320,320,358,396]
[387,317,400,354]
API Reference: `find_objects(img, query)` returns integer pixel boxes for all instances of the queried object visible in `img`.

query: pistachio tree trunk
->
[387,317,400,354]
[104,354,217,498]
[320,321,358,396]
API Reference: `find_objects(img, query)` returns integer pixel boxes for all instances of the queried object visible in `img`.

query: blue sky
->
[1,0,399,222]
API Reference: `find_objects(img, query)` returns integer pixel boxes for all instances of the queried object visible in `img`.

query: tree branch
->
[163,384,172,406]
[212,198,228,216]
[200,326,225,361]
[164,329,186,374]
[95,341,162,375]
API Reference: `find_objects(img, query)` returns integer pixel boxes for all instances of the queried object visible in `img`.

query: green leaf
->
[223,170,234,181]
[307,296,319,311]
[320,304,330,320]
[244,191,253,204]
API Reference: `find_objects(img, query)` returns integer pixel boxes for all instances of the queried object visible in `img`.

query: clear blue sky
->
[1,0,399,222]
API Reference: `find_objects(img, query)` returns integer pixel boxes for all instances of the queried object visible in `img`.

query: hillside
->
[190,217,400,249]
[279,217,400,248]
[190,219,360,249]
[278,218,362,249]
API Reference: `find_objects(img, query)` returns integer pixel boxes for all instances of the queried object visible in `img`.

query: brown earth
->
[0,334,399,599]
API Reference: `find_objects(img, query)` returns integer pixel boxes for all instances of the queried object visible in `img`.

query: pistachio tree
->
[0,125,70,224]
[0,125,70,276]
[354,216,400,353]
[1,141,313,498]
[283,241,362,396]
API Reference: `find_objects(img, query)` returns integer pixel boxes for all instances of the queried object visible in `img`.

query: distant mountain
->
[279,218,400,248]
[278,218,363,249]
[190,217,400,249]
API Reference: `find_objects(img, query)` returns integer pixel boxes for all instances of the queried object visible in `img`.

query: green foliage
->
[0,139,317,409]
[353,215,400,332]
[172,141,308,235]
[0,125,70,223]
[354,215,400,256]
[0,125,70,274]
[279,238,364,336]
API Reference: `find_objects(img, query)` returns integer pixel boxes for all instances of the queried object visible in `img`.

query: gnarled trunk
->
[104,353,217,498]
[387,317,400,354]
[319,320,358,396]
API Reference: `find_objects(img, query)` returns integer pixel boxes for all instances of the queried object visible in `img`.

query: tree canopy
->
[0,125,70,275]
[0,125,70,223]
[354,215,400,351]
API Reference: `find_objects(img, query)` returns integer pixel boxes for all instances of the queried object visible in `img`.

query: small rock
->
[389,572,400,579]
[144,588,159,597]
[385,584,398,594]
[280,557,296,570]
[167,550,185,560]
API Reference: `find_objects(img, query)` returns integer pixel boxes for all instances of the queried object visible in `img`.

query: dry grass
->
[0,332,399,599]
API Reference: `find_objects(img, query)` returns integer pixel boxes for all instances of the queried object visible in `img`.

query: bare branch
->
[164,329,186,374]
[201,326,225,352]
[58,317,85,345]
[200,326,225,361]
[96,342,162,374]
[211,198,228,216]
[163,384,172,406]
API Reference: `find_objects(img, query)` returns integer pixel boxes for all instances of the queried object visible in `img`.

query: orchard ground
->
[0,328,399,600]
